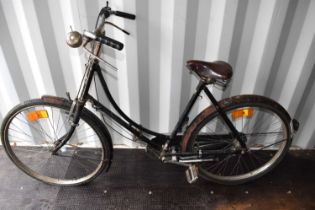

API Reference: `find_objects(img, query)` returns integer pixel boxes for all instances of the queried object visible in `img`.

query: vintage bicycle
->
[0,3,299,186]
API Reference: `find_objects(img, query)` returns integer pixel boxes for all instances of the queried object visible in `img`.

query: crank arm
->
[179,157,216,163]
[164,156,216,164]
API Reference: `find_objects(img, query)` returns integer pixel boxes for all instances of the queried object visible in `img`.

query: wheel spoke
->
[257,139,287,150]
[189,104,289,183]
[2,103,108,185]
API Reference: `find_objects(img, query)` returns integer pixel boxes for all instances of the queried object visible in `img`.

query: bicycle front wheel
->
[184,95,292,185]
[1,99,112,186]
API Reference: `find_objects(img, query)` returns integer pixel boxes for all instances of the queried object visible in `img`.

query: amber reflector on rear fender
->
[232,108,254,120]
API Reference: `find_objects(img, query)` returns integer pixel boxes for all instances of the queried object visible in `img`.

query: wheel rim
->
[3,104,106,185]
[191,105,289,182]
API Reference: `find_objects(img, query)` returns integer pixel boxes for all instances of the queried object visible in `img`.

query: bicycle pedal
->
[185,165,198,184]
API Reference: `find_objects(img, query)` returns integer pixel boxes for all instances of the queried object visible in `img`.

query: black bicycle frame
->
[78,61,243,151]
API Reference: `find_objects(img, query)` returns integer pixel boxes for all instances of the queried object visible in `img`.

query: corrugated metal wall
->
[0,0,314,148]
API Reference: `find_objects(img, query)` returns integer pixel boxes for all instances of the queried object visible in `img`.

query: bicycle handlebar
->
[96,35,124,50]
[114,11,136,20]
[87,2,135,51]
[83,31,124,51]
[100,5,136,21]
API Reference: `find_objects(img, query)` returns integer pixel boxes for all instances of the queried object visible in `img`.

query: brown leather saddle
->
[186,60,233,83]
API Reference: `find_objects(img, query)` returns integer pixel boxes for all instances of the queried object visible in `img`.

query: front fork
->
[51,99,86,154]
[51,60,97,154]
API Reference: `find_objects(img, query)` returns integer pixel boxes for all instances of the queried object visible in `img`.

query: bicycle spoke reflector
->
[27,110,49,122]
[232,108,254,120]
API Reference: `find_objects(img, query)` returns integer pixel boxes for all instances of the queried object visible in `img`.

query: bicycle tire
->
[1,98,112,186]
[182,95,292,185]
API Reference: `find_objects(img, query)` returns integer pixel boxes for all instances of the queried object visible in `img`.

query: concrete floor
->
[0,149,314,210]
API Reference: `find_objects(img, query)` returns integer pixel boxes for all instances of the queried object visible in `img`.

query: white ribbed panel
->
[241,0,277,94]
[0,0,314,148]
[0,47,19,115]
[12,0,56,96]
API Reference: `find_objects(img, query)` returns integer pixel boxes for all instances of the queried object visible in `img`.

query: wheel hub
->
[232,133,248,152]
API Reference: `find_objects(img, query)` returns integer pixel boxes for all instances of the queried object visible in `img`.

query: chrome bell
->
[66,31,82,48]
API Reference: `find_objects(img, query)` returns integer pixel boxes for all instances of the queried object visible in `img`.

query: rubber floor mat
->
[54,149,315,210]
[2,148,315,209]
[54,149,215,210]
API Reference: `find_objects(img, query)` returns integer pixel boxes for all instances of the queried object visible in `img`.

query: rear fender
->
[181,94,293,152]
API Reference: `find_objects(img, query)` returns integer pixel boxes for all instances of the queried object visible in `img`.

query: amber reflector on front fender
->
[27,110,49,122]
[232,108,254,120]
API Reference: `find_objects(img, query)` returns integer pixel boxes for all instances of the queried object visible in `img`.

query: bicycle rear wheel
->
[185,95,291,185]
[1,99,112,186]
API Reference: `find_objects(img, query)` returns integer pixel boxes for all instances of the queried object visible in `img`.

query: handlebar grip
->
[96,35,124,50]
[114,11,136,20]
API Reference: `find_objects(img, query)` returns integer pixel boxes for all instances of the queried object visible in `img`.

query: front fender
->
[41,95,114,170]
[41,95,72,106]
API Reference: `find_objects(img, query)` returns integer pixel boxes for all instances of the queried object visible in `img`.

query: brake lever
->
[104,21,130,35]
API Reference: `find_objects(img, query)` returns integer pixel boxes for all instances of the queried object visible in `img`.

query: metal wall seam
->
[0,0,314,148]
